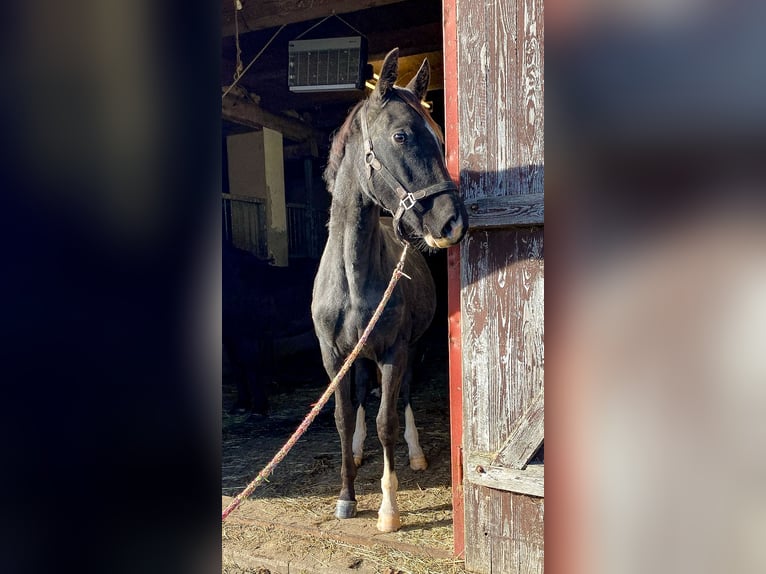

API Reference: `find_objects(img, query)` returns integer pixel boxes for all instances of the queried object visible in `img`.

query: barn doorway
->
[221,2,464,572]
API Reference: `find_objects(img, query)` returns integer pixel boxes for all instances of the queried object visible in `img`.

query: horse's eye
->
[392,132,407,144]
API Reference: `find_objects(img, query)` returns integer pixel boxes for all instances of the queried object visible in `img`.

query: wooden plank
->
[454,0,544,569]
[222,0,409,37]
[495,388,544,470]
[460,226,544,573]
[463,482,493,573]
[463,485,544,573]
[461,228,544,454]
[492,492,543,574]
[491,493,514,571]
[447,244,465,558]
[262,127,289,266]
[443,0,464,558]
[222,95,318,143]
[511,495,545,574]
[516,542,545,574]
[458,0,544,201]
[222,193,263,205]
[466,452,544,498]
[466,193,544,228]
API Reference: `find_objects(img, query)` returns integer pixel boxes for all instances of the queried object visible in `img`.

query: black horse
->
[311,48,468,532]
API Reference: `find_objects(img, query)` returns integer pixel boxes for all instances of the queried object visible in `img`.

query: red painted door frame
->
[443,0,465,558]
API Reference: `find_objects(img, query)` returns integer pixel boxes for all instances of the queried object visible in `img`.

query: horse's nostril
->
[441,216,464,240]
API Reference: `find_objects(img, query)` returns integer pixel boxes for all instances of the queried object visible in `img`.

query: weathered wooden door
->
[444,0,544,572]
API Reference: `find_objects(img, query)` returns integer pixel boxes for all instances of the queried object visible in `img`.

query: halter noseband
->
[359,100,458,243]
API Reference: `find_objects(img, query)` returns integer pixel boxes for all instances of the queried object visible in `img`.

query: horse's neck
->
[327,172,386,300]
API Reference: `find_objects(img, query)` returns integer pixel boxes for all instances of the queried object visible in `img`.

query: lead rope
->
[222,244,411,521]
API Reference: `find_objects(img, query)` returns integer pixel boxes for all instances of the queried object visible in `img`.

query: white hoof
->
[376,512,401,532]
[409,454,428,471]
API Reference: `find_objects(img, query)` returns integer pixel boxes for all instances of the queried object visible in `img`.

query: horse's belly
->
[313,299,404,359]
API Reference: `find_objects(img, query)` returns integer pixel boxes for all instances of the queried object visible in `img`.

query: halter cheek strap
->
[359,102,458,243]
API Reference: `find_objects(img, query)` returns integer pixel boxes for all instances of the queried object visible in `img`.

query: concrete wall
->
[226,128,288,266]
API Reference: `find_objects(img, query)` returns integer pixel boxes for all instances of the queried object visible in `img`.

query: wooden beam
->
[465,192,545,228]
[466,452,544,498]
[222,0,409,37]
[366,23,444,59]
[494,388,544,470]
[444,0,463,554]
[221,193,264,205]
[222,95,318,143]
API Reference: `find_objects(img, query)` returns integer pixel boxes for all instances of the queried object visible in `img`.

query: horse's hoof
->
[409,455,428,471]
[335,500,358,519]
[376,512,401,533]
[353,455,363,467]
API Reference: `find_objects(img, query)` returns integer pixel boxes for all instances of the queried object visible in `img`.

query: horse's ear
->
[405,58,430,101]
[373,48,399,102]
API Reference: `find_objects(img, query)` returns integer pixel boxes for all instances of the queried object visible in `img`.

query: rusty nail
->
[475,465,485,474]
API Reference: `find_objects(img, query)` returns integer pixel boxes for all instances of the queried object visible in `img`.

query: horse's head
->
[358,48,468,249]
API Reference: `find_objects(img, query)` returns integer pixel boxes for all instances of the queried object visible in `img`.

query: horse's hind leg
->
[352,359,375,467]
[401,351,428,471]
[376,348,406,532]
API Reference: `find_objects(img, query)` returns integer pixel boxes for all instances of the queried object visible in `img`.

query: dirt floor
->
[222,332,467,574]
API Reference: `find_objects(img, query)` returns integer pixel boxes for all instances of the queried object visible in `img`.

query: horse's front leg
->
[318,344,359,519]
[333,367,359,519]
[376,347,407,532]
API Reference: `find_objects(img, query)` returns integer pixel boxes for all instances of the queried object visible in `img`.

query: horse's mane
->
[323,100,365,192]
[323,88,445,193]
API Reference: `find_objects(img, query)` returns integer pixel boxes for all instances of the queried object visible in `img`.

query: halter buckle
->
[364,151,381,178]
[400,193,417,211]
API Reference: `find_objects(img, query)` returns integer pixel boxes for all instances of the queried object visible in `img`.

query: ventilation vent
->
[288,37,367,92]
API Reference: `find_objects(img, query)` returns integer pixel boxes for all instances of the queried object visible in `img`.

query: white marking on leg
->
[404,404,428,470]
[377,451,401,532]
[352,405,366,467]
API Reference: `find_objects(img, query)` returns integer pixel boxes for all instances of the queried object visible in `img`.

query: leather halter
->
[359,99,458,243]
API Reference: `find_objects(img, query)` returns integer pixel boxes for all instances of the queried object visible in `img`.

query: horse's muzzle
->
[424,213,467,248]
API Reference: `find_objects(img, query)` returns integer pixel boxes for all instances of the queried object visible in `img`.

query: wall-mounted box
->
[288,36,367,92]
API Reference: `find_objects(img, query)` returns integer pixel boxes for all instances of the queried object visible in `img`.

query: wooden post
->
[226,131,266,255]
[443,0,465,557]
[447,244,465,558]
[226,128,288,266]
[262,127,288,266]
